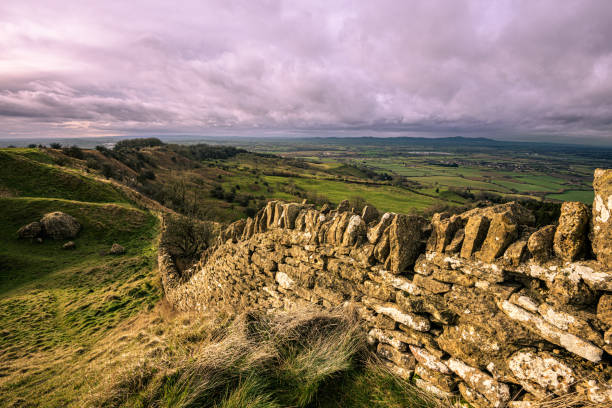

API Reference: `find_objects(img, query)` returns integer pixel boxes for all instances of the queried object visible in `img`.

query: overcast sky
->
[1,0,612,143]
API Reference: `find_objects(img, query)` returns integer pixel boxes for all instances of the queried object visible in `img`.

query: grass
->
[546,190,594,203]
[0,149,127,203]
[0,150,162,406]
[87,308,449,408]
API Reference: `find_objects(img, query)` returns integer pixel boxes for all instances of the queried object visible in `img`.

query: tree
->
[50,143,62,149]
[162,214,214,260]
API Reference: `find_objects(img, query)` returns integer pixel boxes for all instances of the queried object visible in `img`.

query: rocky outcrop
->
[160,171,612,406]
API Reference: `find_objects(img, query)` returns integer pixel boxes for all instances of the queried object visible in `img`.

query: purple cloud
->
[1,0,612,141]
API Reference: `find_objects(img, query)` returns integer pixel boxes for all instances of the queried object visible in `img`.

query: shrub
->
[62,145,85,160]
[50,142,62,149]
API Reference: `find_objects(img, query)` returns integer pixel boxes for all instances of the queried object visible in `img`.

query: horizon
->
[2,1,612,145]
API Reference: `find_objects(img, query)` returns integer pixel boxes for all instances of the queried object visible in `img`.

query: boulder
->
[109,243,125,255]
[553,202,590,261]
[62,241,76,250]
[592,168,612,268]
[527,225,556,262]
[17,221,42,239]
[40,212,81,240]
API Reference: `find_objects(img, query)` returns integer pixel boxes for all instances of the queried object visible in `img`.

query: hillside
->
[0,147,446,407]
[0,148,161,406]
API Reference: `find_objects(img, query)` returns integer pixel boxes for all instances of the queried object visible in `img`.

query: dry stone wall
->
[160,169,612,407]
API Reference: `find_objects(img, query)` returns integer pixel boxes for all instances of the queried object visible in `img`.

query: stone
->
[461,215,490,258]
[598,294,612,326]
[445,228,464,253]
[415,364,457,392]
[387,214,424,274]
[377,269,424,295]
[109,243,125,255]
[412,274,452,294]
[381,359,413,380]
[458,383,491,408]
[361,205,379,224]
[377,343,416,369]
[478,211,519,263]
[537,303,602,346]
[62,241,76,250]
[498,300,603,362]
[592,168,612,268]
[396,291,454,325]
[341,215,366,246]
[527,225,556,261]
[363,280,394,302]
[507,349,575,396]
[40,211,81,240]
[447,357,510,407]
[430,268,475,287]
[281,203,301,229]
[373,227,390,262]
[427,213,462,252]
[554,202,590,261]
[408,345,450,374]
[370,301,430,332]
[503,240,528,266]
[336,199,350,212]
[17,221,42,239]
[367,212,394,244]
[415,378,454,399]
[367,328,409,351]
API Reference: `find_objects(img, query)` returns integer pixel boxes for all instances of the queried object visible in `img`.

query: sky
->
[1,0,612,143]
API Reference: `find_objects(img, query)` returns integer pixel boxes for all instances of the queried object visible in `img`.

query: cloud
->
[0,0,611,141]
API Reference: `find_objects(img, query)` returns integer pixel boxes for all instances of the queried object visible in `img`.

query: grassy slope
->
[0,149,160,407]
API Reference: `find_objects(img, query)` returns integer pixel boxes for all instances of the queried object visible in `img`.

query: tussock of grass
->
[88,308,449,408]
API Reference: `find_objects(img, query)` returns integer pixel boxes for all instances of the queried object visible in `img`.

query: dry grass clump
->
[87,307,449,408]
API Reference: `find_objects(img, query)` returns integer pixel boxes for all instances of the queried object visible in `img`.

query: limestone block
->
[478,211,519,263]
[361,205,379,224]
[377,343,416,370]
[415,364,457,392]
[498,300,603,362]
[413,274,452,294]
[370,301,430,331]
[362,280,393,302]
[592,168,612,268]
[507,349,575,397]
[367,212,394,244]
[342,214,366,246]
[554,202,590,261]
[409,345,450,374]
[447,358,510,407]
[461,215,490,258]
[387,214,424,274]
[527,225,556,262]
[597,294,612,326]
